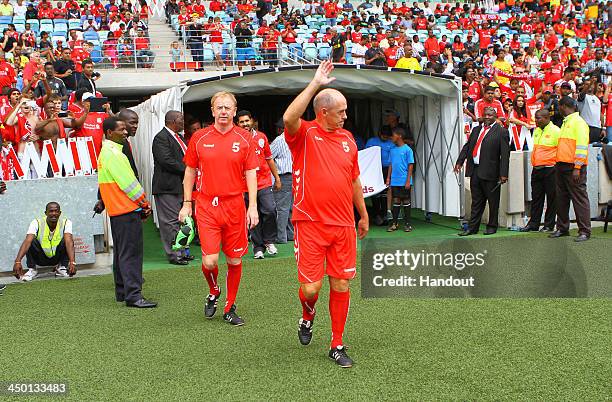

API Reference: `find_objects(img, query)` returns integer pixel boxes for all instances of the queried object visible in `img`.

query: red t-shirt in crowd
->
[183,125,258,197]
[324,2,338,18]
[251,130,273,189]
[474,98,506,120]
[285,119,360,227]
[468,81,482,101]
[542,61,564,84]
[477,28,493,49]
[0,61,16,89]
[384,45,399,67]
[73,111,108,155]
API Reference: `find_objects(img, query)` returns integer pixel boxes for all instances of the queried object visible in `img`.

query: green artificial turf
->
[1,216,610,400]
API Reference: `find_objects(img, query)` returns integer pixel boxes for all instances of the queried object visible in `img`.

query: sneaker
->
[265,243,278,256]
[328,345,353,368]
[404,224,413,232]
[298,318,314,346]
[254,250,265,259]
[204,293,219,318]
[0,283,6,294]
[55,266,70,278]
[21,269,38,282]
[223,304,245,326]
[386,210,393,221]
[387,223,398,232]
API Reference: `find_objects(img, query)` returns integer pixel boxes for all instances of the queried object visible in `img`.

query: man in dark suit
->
[152,110,191,265]
[454,107,510,235]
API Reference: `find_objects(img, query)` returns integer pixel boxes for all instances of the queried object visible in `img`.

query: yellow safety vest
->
[36,217,66,258]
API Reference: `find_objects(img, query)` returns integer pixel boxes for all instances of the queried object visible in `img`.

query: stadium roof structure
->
[132,65,465,218]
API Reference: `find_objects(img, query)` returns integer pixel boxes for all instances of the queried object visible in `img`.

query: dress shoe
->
[539,226,554,233]
[169,258,189,266]
[574,234,590,242]
[181,255,195,261]
[458,230,477,236]
[483,229,497,235]
[519,226,538,232]
[126,298,158,308]
[549,230,569,238]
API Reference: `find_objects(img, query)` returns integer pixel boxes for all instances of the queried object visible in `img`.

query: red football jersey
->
[286,119,360,227]
[74,112,108,155]
[251,130,273,189]
[184,125,258,197]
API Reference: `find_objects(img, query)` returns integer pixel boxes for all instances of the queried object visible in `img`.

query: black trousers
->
[26,238,68,268]
[468,166,501,232]
[371,166,389,219]
[527,166,556,229]
[555,163,591,236]
[110,211,144,303]
[246,186,278,253]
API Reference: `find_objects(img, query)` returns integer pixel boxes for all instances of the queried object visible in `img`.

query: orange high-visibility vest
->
[557,112,589,169]
[531,122,561,167]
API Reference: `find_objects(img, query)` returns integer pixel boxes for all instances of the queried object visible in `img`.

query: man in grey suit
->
[152,110,192,265]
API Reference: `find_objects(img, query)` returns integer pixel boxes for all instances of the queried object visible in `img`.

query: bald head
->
[118,109,139,137]
[313,88,348,131]
[165,110,184,133]
[313,89,346,115]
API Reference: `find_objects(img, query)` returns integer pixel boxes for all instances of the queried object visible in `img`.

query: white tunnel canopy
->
[132,65,465,219]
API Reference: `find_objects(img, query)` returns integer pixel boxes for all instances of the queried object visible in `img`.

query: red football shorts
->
[195,194,248,258]
[293,221,357,283]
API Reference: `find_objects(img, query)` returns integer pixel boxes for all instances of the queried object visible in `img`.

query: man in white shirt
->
[13,0,27,18]
[351,35,368,65]
[13,202,77,282]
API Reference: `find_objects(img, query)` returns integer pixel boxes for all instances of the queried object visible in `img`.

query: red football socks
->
[224,262,242,313]
[329,289,350,349]
[299,287,318,321]
[202,264,220,297]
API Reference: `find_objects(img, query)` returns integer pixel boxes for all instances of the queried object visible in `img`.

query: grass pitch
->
[1,217,610,400]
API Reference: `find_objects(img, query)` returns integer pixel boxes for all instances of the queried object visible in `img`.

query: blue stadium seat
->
[54,19,68,26]
[317,43,331,59]
[98,30,109,42]
[90,46,103,63]
[68,19,81,30]
[14,23,25,32]
[202,44,214,62]
[12,16,25,24]
[0,16,12,24]
[83,30,99,41]
[26,19,39,31]
[54,23,68,32]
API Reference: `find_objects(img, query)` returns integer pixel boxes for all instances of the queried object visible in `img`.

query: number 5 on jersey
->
[232,142,240,152]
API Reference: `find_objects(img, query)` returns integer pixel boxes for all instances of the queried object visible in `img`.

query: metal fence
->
[91,30,325,71]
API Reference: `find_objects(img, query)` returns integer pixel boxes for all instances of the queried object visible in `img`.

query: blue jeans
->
[607,126,612,143]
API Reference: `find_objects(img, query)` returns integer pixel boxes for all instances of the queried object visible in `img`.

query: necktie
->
[472,125,490,159]
[173,133,187,154]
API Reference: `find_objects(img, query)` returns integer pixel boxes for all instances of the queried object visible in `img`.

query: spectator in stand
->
[365,36,387,67]
[234,20,256,70]
[165,0,179,23]
[384,36,400,67]
[34,63,67,105]
[324,0,339,27]
[103,32,120,69]
[351,36,368,66]
[262,23,281,67]
[54,48,77,95]
[39,31,55,61]
[0,0,13,16]
[330,28,346,63]
[25,3,37,19]
[2,28,17,53]
[475,86,506,124]
[134,29,155,68]
[395,43,422,71]
[22,52,42,91]
[77,59,100,94]
[83,16,100,32]
[0,50,16,91]
[577,77,605,143]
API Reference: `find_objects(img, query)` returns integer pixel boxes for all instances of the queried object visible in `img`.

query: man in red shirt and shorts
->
[179,91,259,326]
[283,61,369,368]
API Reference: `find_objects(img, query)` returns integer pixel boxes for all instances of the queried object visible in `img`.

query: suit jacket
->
[77,76,96,93]
[456,123,510,181]
[152,127,186,195]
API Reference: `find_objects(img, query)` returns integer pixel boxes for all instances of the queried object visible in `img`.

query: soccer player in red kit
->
[283,61,369,368]
[179,91,259,326]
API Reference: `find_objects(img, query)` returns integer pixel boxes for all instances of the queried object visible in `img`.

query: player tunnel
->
[130,65,465,222]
